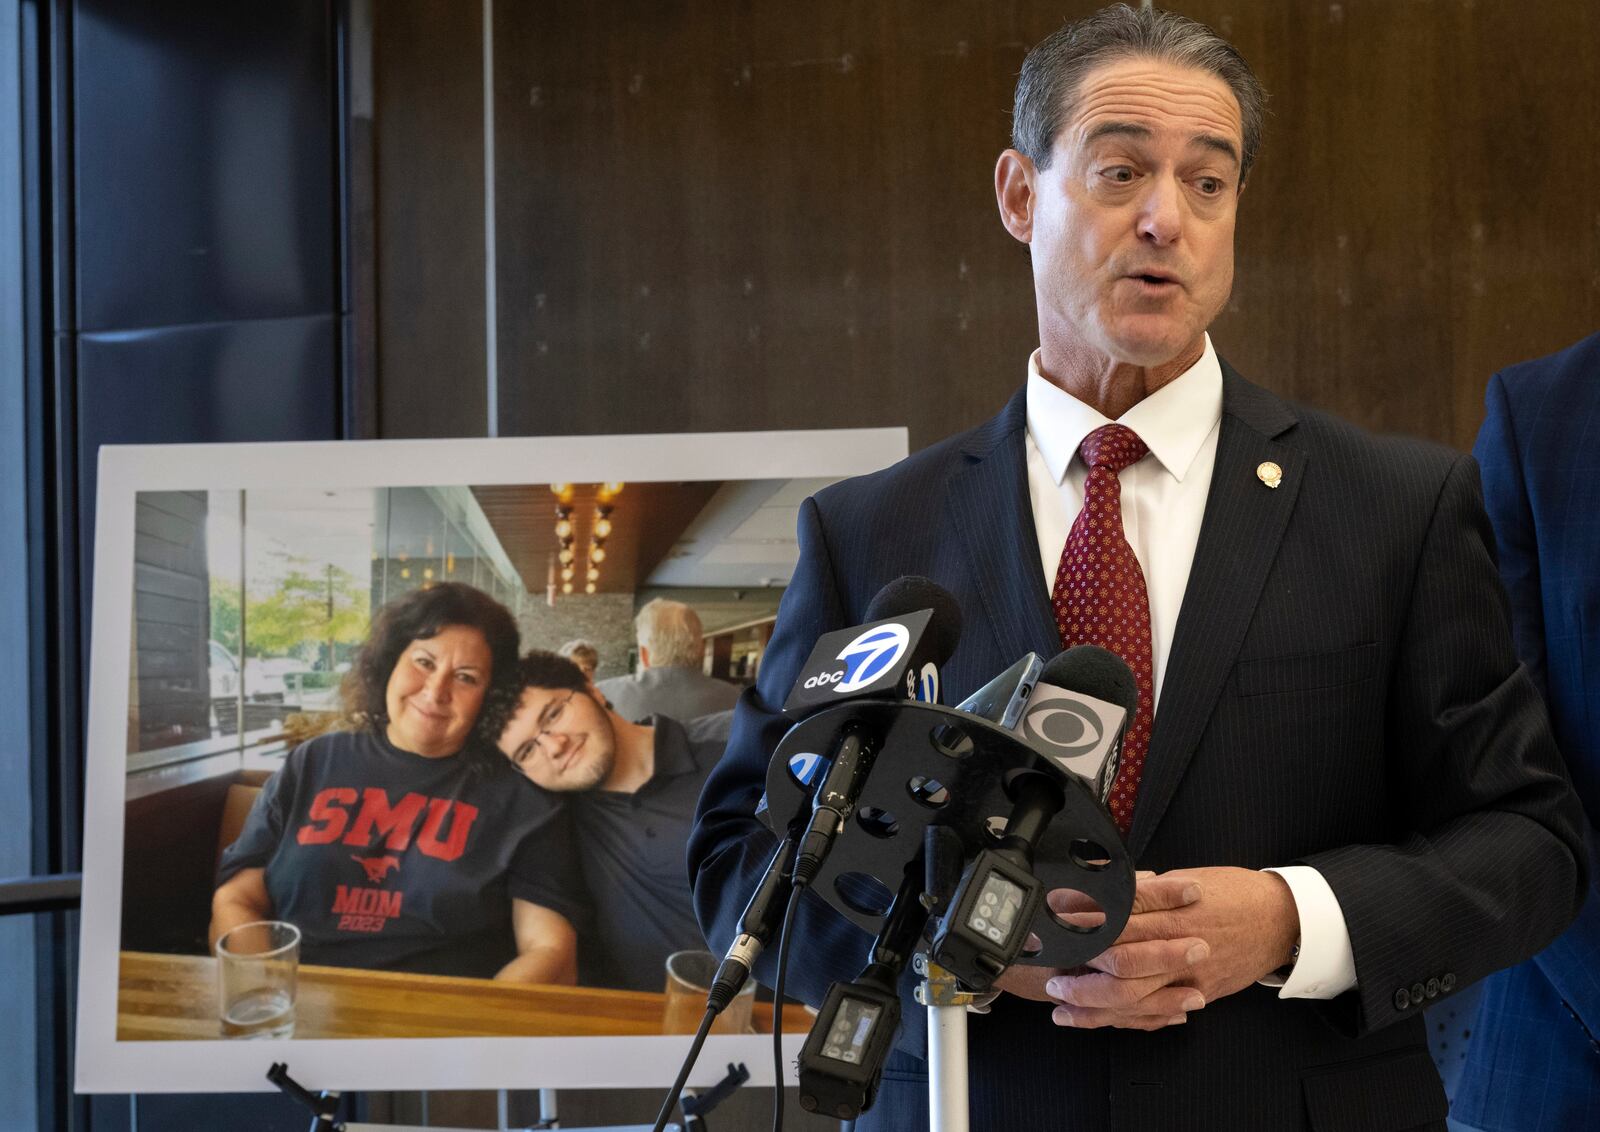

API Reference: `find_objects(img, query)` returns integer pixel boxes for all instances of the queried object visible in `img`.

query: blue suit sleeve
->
[1473,370,1600,1043]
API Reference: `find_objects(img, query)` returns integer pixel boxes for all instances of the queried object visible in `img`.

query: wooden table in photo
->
[117,951,812,1041]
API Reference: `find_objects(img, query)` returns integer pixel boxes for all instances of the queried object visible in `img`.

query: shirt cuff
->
[1259,865,1357,1000]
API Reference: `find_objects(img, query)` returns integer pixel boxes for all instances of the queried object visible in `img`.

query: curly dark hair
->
[478,649,592,742]
[341,583,521,755]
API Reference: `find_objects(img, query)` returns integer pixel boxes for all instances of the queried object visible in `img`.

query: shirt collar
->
[646,715,697,779]
[1025,333,1224,484]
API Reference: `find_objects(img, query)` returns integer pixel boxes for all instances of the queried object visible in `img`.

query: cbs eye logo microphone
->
[1020,699,1106,759]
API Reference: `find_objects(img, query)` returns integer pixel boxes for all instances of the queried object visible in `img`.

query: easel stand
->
[267,1062,750,1132]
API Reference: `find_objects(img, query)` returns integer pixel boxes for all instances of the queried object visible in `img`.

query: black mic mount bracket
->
[763,700,1135,974]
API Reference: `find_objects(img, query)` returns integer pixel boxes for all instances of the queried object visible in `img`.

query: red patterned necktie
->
[1050,423,1153,834]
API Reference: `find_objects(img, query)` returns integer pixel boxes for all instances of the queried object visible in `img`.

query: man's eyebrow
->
[1082,121,1241,168]
[1192,132,1240,168]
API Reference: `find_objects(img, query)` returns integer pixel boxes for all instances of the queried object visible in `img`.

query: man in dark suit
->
[1451,332,1600,1130]
[689,7,1586,1129]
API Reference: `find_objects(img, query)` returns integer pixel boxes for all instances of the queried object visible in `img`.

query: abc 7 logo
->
[1021,699,1104,757]
[801,623,911,693]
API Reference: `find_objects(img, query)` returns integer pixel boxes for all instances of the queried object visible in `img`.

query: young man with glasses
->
[489,650,733,991]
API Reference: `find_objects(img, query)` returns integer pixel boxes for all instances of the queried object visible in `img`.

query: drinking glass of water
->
[663,949,756,1034]
[215,920,300,1039]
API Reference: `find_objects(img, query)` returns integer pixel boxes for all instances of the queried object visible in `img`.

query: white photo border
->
[77,427,909,1094]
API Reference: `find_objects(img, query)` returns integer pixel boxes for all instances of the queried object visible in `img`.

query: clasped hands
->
[993,866,1299,1030]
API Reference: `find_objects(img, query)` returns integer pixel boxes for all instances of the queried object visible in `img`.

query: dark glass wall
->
[2,1,42,1127]
[18,2,351,1126]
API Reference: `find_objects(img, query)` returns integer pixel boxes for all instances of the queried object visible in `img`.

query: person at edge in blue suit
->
[1452,331,1600,1130]
[688,6,1586,1131]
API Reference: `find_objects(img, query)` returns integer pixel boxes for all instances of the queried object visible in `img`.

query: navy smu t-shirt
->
[217,729,584,978]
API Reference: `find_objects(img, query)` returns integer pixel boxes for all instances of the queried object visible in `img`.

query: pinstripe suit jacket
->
[1453,332,1600,1131]
[688,364,1586,1131]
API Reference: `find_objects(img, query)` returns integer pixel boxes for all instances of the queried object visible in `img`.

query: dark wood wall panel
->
[377,1,1600,453]
[489,1,1063,445]
[373,0,488,438]
[1201,0,1600,448]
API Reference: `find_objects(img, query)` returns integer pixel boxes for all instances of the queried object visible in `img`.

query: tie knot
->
[1079,424,1148,474]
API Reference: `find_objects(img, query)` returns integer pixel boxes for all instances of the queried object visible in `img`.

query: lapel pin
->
[1256,461,1283,489]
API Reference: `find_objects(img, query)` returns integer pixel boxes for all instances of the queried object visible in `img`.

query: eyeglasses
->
[531,690,578,751]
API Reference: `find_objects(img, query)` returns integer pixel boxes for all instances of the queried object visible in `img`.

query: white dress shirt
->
[1024,334,1356,1000]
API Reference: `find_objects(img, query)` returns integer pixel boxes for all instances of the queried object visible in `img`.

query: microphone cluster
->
[659,575,1139,1132]
[663,574,1138,1127]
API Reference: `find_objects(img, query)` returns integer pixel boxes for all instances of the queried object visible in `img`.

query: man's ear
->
[995,149,1038,243]
[637,645,651,669]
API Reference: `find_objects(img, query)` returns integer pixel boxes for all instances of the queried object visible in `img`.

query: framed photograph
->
[76,426,907,1094]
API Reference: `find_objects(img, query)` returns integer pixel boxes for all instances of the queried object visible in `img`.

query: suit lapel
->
[1126,366,1306,858]
[945,389,1062,664]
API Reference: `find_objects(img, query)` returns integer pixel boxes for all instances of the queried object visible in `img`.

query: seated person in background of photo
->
[558,637,611,710]
[595,598,741,724]
[210,583,584,983]
[487,650,730,991]
[556,638,601,682]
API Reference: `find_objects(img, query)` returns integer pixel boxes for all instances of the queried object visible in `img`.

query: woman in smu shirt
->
[210,582,583,981]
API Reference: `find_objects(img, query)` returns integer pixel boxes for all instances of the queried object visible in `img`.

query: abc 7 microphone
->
[785,576,963,887]
[927,645,1138,991]
[702,577,963,1023]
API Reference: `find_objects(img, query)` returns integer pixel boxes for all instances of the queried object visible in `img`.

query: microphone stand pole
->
[913,954,972,1132]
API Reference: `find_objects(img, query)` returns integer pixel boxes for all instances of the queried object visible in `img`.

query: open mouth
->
[1130,271,1178,286]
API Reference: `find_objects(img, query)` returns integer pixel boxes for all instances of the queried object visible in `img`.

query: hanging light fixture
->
[585,581,597,594]
[561,566,575,582]
[586,566,600,582]
[589,544,606,564]
[562,581,574,595]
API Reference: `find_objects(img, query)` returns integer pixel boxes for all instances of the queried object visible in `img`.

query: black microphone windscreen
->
[861,576,963,665]
[1039,645,1137,714]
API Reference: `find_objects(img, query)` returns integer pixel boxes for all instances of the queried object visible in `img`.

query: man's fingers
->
[1045,971,1206,1014]
[993,963,1057,1003]
[1046,970,1167,1010]
[1044,888,1108,929]
[1086,938,1209,979]
[1049,876,1198,936]
[1130,875,1202,914]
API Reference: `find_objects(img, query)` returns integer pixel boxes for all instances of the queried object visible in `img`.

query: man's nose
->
[1137,175,1183,246]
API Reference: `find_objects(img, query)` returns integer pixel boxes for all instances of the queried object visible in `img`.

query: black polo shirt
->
[571,711,731,990]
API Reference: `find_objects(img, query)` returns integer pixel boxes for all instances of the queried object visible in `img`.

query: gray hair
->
[556,638,599,677]
[635,598,705,668]
[1012,4,1266,183]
